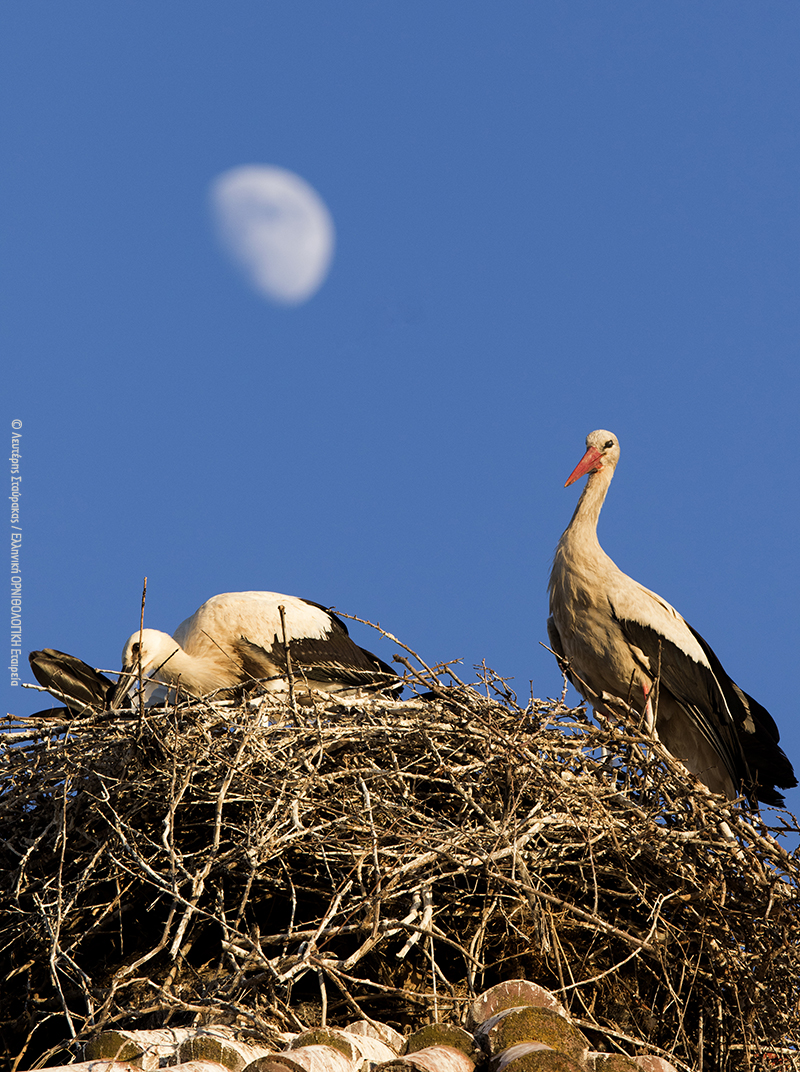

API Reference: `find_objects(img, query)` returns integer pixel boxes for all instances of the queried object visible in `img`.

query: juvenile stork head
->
[111,629,183,708]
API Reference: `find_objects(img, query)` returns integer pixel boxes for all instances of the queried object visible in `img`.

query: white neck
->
[563,464,614,549]
[147,642,238,697]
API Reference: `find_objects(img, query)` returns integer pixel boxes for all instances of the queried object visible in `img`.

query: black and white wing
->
[28,648,126,713]
[234,599,401,695]
[609,591,794,806]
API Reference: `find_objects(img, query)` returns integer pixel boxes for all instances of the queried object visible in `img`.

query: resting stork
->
[548,429,795,807]
[112,590,400,707]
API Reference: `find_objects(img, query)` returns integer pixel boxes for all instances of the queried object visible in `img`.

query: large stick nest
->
[2,666,800,1071]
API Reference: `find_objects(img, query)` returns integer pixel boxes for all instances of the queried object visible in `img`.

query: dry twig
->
[1,664,799,1071]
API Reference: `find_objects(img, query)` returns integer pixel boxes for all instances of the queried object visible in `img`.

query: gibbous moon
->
[210,165,335,305]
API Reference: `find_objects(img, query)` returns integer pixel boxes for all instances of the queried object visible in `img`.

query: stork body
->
[113,591,399,707]
[548,430,795,807]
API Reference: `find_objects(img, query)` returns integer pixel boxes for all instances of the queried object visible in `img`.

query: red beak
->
[565,446,604,487]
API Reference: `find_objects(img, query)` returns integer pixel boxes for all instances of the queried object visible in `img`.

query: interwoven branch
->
[2,673,799,1071]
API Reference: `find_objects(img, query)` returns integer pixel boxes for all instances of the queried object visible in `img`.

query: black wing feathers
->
[687,623,796,802]
[608,605,749,794]
[609,603,794,806]
[29,649,118,712]
[299,598,352,635]
[235,630,400,694]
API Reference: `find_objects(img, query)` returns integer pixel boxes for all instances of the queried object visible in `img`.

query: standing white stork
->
[548,430,795,807]
[112,591,400,707]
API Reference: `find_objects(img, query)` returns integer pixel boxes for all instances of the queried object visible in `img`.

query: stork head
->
[565,429,620,487]
[110,629,182,708]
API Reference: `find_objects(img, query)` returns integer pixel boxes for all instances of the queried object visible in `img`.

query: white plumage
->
[112,591,399,707]
[548,430,795,807]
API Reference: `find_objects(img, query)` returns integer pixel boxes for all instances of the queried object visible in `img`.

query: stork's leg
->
[642,684,658,737]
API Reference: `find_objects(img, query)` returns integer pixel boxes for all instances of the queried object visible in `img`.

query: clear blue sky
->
[4,4,799,807]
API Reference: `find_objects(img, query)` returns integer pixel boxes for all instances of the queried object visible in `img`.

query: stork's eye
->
[604,440,614,449]
[131,643,140,656]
